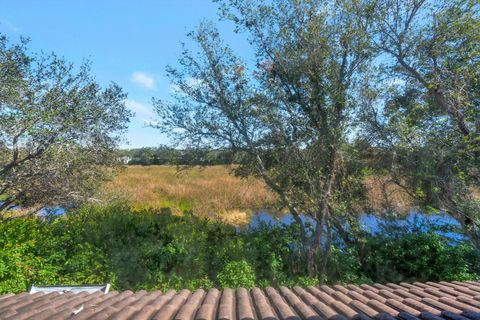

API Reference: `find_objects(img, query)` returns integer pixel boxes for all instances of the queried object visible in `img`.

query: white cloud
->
[0,18,20,33]
[125,99,155,117]
[131,72,155,89]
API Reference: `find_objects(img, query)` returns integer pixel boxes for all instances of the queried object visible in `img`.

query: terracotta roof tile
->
[348,290,371,305]
[217,288,235,320]
[386,298,421,316]
[387,284,406,291]
[238,287,256,320]
[392,289,421,301]
[250,287,274,319]
[364,290,388,303]
[335,285,350,294]
[374,284,395,292]
[1,280,480,319]
[361,284,380,292]
[349,299,379,318]
[267,286,299,319]
[402,297,440,315]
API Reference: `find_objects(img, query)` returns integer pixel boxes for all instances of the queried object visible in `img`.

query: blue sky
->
[0,0,251,148]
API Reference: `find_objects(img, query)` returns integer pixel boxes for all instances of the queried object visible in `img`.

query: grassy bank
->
[100,165,277,224]
[1,203,478,294]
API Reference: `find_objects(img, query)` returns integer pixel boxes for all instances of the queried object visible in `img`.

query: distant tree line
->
[117,147,239,165]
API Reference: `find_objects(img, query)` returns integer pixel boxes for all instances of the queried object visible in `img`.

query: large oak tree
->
[154,0,375,280]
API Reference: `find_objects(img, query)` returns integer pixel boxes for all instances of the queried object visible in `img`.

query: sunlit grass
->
[100,165,277,223]
[101,165,477,224]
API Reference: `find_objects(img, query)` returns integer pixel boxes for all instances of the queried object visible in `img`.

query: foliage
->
[0,218,61,293]
[217,260,256,288]
[0,34,132,214]
[361,0,480,247]
[153,0,377,280]
[0,204,477,294]
[362,233,479,283]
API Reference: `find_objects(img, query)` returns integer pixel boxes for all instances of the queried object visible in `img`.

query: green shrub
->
[217,260,256,288]
[362,232,479,283]
[0,218,62,293]
[326,246,373,285]
[0,204,478,294]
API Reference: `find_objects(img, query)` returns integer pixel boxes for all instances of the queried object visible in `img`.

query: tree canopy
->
[0,35,132,213]
[154,0,376,279]
[362,0,480,246]
[154,0,480,279]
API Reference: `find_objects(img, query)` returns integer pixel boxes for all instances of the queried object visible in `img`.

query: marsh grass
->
[99,165,415,223]
[101,165,476,224]
[100,165,277,223]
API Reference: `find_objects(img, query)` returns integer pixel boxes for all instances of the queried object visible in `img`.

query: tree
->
[154,0,375,280]
[362,0,480,246]
[0,35,132,214]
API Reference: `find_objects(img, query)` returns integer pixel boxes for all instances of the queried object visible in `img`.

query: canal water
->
[247,211,463,239]
[2,201,465,240]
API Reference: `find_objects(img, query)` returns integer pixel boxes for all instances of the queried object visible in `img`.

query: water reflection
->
[0,202,65,217]
[247,211,463,239]
[1,201,465,241]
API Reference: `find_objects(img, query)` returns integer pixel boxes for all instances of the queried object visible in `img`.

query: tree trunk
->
[307,237,321,278]
[307,207,328,278]
[448,207,480,251]
[431,89,470,136]
[306,146,338,278]
[318,218,332,284]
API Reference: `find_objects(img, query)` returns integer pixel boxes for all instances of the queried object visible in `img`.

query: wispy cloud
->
[0,18,20,33]
[131,72,156,89]
[125,99,155,117]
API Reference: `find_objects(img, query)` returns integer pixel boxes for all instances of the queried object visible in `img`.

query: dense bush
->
[0,204,478,293]
[217,260,256,288]
[360,219,480,283]
[362,232,478,282]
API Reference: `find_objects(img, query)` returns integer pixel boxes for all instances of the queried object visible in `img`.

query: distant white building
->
[118,156,132,164]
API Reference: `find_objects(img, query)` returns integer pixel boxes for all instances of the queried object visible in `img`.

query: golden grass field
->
[102,165,480,224]
[101,165,277,224]
[100,165,422,224]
